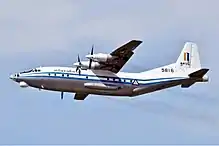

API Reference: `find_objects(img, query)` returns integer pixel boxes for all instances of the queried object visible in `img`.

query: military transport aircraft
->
[10,40,209,100]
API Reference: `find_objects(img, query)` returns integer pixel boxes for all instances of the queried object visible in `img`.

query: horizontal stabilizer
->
[189,68,209,78]
[181,81,195,88]
[182,68,209,88]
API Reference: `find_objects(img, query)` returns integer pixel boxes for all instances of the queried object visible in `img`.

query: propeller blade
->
[78,54,81,64]
[91,45,94,55]
[89,45,94,69]
[78,54,81,63]
[89,59,92,69]
[75,54,82,73]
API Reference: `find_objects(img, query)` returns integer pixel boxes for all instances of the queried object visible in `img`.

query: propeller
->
[76,54,82,74]
[88,45,94,69]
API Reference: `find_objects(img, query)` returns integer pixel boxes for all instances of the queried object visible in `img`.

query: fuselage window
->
[62,74,64,77]
[86,76,88,79]
[67,74,69,77]
[48,73,50,76]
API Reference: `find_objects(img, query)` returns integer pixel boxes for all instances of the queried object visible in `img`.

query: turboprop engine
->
[86,53,115,62]
[73,61,100,70]
[73,45,116,71]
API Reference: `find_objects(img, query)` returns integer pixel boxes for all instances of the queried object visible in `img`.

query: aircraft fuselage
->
[10,66,196,97]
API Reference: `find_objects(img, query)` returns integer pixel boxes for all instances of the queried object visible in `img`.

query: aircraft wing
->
[99,40,142,73]
[74,93,89,100]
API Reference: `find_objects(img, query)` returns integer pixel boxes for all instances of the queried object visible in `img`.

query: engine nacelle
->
[19,81,29,88]
[86,53,114,62]
[73,61,101,69]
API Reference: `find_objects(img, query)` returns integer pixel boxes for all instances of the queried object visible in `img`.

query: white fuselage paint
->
[10,65,195,97]
[10,41,209,98]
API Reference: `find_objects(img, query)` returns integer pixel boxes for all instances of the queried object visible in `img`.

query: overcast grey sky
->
[0,0,219,144]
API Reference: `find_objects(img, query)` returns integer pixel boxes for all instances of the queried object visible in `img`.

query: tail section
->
[181,68,209,88]
[175,42,209,88]
[139,42,209,90]
[176,42,201,70]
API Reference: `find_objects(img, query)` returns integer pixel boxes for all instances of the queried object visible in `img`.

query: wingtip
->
[132,40,143,43]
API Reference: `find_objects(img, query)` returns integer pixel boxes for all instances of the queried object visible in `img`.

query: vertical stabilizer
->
[176,42,201,70]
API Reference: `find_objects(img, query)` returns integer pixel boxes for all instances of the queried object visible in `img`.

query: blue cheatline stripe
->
[21,71,185,82]
[23,75,132,85]
[21,74,186,86]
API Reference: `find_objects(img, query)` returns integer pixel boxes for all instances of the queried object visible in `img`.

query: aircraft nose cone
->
[9,74,17,81]
[9,73,20,81]
[9,74,14,79]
